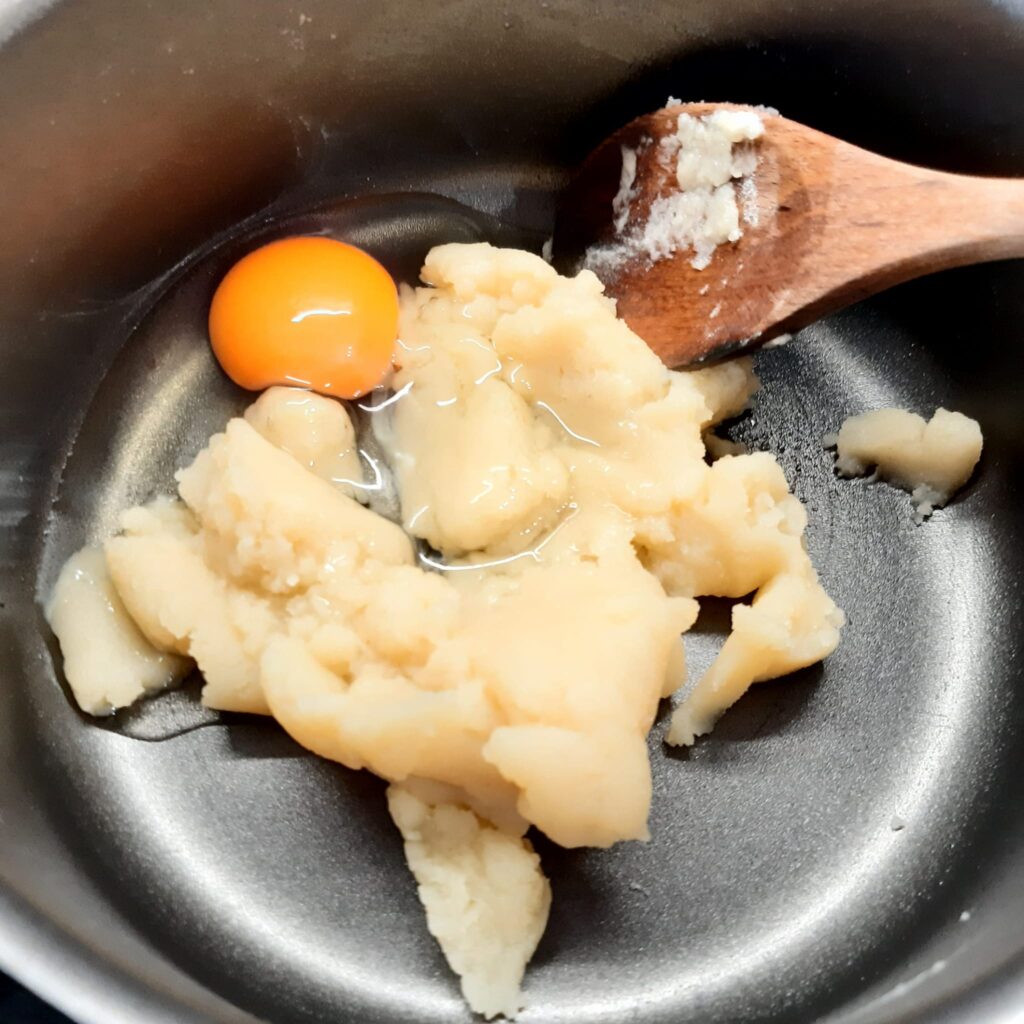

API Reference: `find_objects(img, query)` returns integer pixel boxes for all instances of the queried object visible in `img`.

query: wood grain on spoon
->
[555,102,1024,367]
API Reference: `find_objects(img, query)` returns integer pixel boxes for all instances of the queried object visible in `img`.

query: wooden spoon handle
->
[907,173,1024,262]
[794,146,1024,321]
[684,119,1024,361]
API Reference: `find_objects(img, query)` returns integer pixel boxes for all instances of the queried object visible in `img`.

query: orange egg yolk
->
[208,236,399,400]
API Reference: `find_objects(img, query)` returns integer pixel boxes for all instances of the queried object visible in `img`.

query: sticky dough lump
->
[829,407,983,521]
[47,243,844,1017]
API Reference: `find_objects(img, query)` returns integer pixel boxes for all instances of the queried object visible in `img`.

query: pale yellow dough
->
[378,244,842,752]
[387,783,550,1020]
[45,546,190,715]
[831,407,983,520]
[48,243,844,1018]
[244,386,366,501]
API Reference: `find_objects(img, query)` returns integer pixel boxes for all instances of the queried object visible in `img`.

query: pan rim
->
[0,885,258,1024]
[1,888,1023,1024]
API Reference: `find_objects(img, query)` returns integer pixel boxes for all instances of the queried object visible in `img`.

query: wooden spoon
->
[554,102,1024,367]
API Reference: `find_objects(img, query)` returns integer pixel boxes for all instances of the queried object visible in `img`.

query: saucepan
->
[0,1,1022,1021]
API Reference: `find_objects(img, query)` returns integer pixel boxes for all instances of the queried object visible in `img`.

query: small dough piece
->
[386,784,551,1020]
[105,522,273,716]
[831,407,983,520]
[674,109,765,191]
[244,386,366,501]
[46,547,190,715]
[668,572,844,746]
[689,359,760,427]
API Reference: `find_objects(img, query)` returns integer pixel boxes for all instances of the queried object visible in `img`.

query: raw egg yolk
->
[208,236,399,399]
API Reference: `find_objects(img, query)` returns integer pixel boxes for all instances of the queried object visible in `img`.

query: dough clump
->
[48,244,843,1017]
[828,407,983,521]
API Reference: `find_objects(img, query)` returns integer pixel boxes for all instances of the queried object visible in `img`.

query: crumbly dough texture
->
[387,783,551,1020]
[48,244,844,1017]
[586,109,764,275]
[829,407,983,521]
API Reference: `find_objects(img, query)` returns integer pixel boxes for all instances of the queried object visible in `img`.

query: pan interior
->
[27,176,1024,1024]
